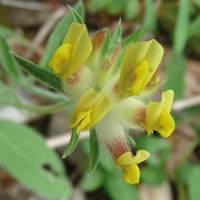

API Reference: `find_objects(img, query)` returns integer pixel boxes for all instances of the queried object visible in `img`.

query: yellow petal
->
[69,88,113,132]
[161,90,174,113]
[122,164,140,184]
[140,40,163,92]
[70,109,92,133]
[115,152,134,166]
[125,60,149,96]
[146,102,163,134]
[62,22,93,79]
[91,92,113,127]
[48,43,71,73]
[154,111,175,137]
[119,39,164,96]
[132,150,150,164]
[146,90,175,137]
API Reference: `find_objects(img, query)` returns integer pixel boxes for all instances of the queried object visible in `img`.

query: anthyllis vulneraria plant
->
[47,21,175,184]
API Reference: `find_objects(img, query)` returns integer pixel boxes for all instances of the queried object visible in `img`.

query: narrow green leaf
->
[62,128,79,158]
[173,0,190,53]
[22,83,67,102]
[69,5,84,24]
[0,120,71,198]
[108,19,122,52]
[11,52,63,92]
[121,26,143,48]
[89,128,99,174]
[0,35,22,81]
[40,2,85,67]
[12,100,68,114]
[143,0,156,33]
[188,166,200,200]
[165,53,185,99]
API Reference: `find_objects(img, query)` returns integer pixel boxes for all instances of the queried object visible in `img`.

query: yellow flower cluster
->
[49,22,175,184]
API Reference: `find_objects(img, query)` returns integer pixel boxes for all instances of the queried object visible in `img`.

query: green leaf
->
[141,166,165,185]
[188,166,200,200]
[89,128,99,174]
[69,5,84,24]
[0,120,71,198]
[108,20,122,52]
[105,170,140,200]
[122,26,143,48]
[0,35,22,82]
[40,2,85,67]
[173,0,190,53]
[11,52,63,92]
[62,128,79,158]
[165,52,185,99]
[143,0,156,33]
[81,168,104,192]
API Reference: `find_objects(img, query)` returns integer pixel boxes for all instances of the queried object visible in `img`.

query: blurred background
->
[0,0,200,200]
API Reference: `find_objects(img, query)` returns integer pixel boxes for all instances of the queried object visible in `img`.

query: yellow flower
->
[115,150,150,184]
[146,90,175,137]
[49,22,93,79]
[69,88,113,133]
[119,39,164,96]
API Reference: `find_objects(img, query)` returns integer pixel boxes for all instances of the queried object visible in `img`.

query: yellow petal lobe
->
[48,22,92,79]
[62,23,93,79]
[69,88,113,133]
[48,43,71,73]
[119,39,164,96]
[115,150,150,184]
[122,164,140,184]
[146,90,175,137]
[126,60,149,96]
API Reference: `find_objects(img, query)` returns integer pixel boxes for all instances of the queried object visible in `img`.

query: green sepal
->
[69,5,84,24]
[62,128,79,158]
[89,128,99,174]
[100,30,111,56]
[11,52,63,92]
[108,19,122,53]
[122,26,144,48]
